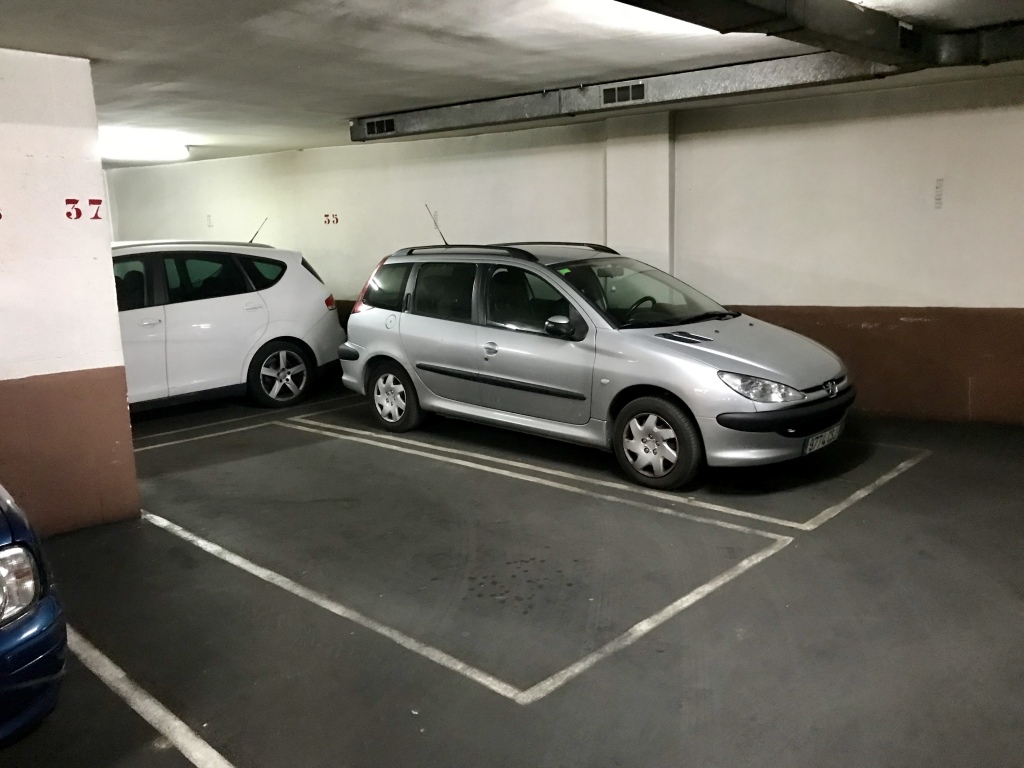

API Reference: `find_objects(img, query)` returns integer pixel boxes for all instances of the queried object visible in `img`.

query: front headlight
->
[0,546,39,626]
[719,372,806,403]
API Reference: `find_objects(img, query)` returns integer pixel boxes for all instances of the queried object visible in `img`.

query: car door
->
[161,251,269,396]
[113,255,168,403]
[399,261,482,405]
[478,264,595,425]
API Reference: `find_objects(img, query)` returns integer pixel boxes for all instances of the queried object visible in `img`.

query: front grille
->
[801,375,847,395]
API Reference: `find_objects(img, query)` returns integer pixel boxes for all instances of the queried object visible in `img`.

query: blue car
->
[0,482,66,742]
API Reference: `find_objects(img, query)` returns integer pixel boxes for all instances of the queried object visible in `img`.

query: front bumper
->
[0,593,67,742]
[716,386,856,436]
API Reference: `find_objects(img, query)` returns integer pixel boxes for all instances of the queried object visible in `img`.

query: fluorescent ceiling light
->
[98,126,193,163]
[551,0,716,36]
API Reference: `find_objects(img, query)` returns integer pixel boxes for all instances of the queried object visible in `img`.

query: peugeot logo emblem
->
[823,380,839,398]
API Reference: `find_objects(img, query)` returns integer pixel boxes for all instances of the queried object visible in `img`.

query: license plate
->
[804,422,844,455]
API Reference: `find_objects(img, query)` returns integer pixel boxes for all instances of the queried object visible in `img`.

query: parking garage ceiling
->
[0,0,810,157]
[2,0,1024,158]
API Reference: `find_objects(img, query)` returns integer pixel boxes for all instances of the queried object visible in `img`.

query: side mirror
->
[545,315,574,339]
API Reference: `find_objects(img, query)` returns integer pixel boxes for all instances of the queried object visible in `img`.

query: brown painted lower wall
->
[733,306,1024,426]
[0,367,140,536]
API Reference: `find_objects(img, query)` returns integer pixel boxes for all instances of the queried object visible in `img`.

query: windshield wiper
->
[676,311,740,325]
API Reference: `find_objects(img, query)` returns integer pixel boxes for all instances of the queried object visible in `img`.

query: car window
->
[412,262,476,322]
[163,253,251,304]
[486,265,571,334]
[113,258,151,312]
[364,263,411,312]
[240,256,287,291]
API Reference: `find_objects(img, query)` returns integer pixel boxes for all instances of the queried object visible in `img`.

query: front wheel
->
[369,362,423,432]
[612,396,703,489]
[248,340,314,408]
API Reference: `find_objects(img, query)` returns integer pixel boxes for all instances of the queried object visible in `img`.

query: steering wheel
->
[625,296,657,318]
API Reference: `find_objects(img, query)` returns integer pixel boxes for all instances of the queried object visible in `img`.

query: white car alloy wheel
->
[622,412,679,478]
[374,373,406,423]
[259,349,308,403]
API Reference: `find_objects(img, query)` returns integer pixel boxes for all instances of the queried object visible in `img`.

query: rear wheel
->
[612,396,703,489]
[248,340,314,408]
[369,361,423,432]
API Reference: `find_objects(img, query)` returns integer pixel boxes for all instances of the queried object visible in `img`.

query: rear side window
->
[364,263,411,311]
[413,262,476,322]
[241,256,287,290]
[163,253,250,304]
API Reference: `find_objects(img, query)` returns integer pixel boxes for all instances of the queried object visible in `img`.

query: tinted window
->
[113,258,151,312]
[241,256,287,290]
[413,263,476,322]
[486,265,571,334]
[364,263,411,312]
[163,253,250,304]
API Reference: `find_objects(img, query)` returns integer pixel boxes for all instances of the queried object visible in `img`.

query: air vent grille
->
[365,118,396,136]
[603,83,645,106]
[657,331,713,345]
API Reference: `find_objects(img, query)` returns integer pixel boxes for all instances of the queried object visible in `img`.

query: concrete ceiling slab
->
[0,0,811,157]
[853,0,1024,30]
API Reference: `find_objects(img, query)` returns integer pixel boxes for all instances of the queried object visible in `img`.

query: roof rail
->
[394,244,538,261]
[495,241,620,255]
[112,239,275,249]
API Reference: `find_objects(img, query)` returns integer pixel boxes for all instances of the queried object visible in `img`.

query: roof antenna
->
[248,217,268,244]
[425,204,448,246]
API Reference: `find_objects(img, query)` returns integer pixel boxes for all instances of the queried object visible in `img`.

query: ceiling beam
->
[351,52,897,141]
[617,0,1024,68]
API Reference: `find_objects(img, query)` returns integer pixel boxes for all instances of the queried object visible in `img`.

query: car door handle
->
[483,342,498,356]
[139,318,162,327]
[243,303,264,312]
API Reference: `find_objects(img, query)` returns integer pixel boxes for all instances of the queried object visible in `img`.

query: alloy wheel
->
[259,350,307,403]
[622,413,679,478]
[374,373,406,423]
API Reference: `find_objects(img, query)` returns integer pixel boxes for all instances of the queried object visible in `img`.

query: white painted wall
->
[0,48,123,381]
[107,73,1024,309]
[109,124,608,299]
[674,79,1024,307]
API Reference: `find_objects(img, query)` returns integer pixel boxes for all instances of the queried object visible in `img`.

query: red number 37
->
[66,198,103,220]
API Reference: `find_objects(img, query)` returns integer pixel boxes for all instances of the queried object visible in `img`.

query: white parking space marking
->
[802,450,932,530]
[287,417,789,528]
[290,417,931,533]
[68,626,237,768]
[279,421,787,543]
[518,536,791,704]
[133,395,360,441]
[143,513,524,702]
[144,510,787,706]
[134,423,276,453]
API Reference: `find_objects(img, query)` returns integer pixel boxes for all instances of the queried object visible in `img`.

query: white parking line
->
[134,423,275,453]
[133,396,359,441]
[279,421,787,542]
[68,626,236,768]
[290,417,931,533]
[801,450,932,530]
[287,417,794,528]
[143,511,788,705]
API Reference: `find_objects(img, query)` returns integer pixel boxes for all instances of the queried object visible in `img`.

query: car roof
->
[112,239,277,251]
[389,242,620,267]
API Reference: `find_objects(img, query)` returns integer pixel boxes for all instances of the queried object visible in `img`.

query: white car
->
[112,240,344,408]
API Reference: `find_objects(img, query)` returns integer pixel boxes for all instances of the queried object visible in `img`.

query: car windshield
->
[551,257,734,329]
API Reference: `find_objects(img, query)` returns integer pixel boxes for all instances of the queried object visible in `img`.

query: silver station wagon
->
[339,243,855,489]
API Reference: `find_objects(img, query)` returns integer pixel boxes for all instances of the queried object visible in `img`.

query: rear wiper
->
[676,311,740,325]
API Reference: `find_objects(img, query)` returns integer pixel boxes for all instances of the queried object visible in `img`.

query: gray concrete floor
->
[3,381,1023,768]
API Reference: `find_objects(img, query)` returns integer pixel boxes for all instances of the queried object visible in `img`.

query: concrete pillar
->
[0,48,139,536]
[604,113,673,272]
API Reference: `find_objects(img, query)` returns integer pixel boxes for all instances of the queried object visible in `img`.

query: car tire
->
[248,340,315,408]
[368,361,423,433]
[612,396,703,489]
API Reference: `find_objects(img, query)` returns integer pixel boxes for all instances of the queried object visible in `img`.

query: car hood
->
[631,314,844,390]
